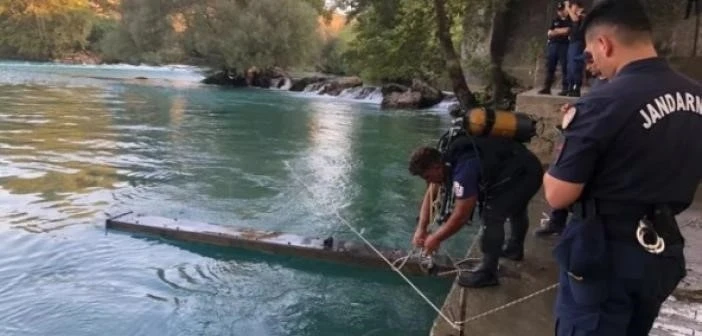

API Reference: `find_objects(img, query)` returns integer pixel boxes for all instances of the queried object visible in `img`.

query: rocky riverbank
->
[202,68,456,110]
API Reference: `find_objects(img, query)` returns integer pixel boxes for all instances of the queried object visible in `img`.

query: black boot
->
[568,86,581,97]
[501,215,527,261]
[537,87,551,95]
[501,242,524,261]
[557,88,569,96]
[458,255,499,288]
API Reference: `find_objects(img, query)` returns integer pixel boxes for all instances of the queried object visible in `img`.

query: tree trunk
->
[489,0,513,109]
[433,0,478,110]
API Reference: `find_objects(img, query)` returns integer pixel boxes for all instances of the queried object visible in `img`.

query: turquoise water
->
[0,62,473,335]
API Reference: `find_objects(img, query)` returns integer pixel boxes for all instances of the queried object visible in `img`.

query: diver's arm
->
[423,196,476,254]
[431,196,476,242]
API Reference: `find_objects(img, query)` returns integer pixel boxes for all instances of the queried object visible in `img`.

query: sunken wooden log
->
[106,213,456,277]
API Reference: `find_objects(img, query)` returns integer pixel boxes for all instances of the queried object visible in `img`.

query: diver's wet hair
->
[408,147,442,176]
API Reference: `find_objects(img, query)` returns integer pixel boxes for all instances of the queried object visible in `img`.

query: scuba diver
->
[408,106,543,288]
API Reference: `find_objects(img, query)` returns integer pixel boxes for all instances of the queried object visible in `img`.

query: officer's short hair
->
[569,0,585,8]
[409,147,442,176]
[582,0,653,45]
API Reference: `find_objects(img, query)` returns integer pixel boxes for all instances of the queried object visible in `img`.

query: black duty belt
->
[570,199,685,251]
[570,198,655,220]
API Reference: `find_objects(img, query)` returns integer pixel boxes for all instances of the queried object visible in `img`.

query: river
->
[0,61,474,336]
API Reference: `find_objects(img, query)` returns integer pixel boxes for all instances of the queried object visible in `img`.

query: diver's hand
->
[412,228,429,248]
[423,234,441,255]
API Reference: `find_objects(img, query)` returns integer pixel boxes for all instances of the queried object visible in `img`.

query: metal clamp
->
[636,220,665,254]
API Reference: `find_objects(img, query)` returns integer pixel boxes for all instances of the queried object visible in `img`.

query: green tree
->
[337,0,466,86]
[343,0,443,84]
[180,0,321,71]
[0,0,97,60]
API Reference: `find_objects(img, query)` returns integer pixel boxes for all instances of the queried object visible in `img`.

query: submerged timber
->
[106,212,456,278]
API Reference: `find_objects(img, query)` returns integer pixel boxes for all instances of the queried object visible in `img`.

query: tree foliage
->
[180,0,321,70]
[0,0,95,60]
[337,0,464,85]
[0,0,324,70]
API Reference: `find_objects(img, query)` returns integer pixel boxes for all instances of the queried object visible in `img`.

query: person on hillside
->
[564,0,587,97]
[408,134,543,288]
[538,1,572,96]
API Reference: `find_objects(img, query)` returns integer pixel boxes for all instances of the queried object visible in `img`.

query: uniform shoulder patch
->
[562,106,577,130]
[453,181,464,198]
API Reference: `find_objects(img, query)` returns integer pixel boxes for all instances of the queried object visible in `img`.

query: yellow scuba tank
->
[459,107,536,143]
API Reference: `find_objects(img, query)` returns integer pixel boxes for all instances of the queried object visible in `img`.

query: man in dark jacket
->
[539,1,572,95]
[409,136,543,288]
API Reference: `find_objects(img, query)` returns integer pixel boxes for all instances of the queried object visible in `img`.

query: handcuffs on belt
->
[636,217,665,254]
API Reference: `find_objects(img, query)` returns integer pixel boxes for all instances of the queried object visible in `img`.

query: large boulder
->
[244,66,291,88]
[290,76,328,92]
[410,79,444,108]
[202,69,247,86]
[380,80,445,109]
[382,91,424,109]
[381,83,409,96]
[318,76,363,96]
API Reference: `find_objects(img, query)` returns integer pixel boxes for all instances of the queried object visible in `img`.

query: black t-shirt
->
[548,57,702,207]
[549,17,572,44]
[568,13,586,43]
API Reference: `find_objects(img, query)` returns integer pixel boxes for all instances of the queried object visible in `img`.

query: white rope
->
[284,161,461,330]
[284,161,559,331]
[455,282,559,326]
[330,210,461,330]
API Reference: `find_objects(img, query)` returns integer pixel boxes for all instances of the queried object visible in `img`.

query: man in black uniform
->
[543,1,702,335]
[565,0,587,97]
[409,136,543,288]
[539,1,571,96]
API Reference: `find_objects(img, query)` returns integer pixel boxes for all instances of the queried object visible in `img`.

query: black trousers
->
[479,152,544,256]
[544,42,569,90]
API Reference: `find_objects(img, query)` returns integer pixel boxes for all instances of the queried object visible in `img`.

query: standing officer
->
[539,1,571,96]
[564,0,587,97]
[543,1,702,335]
[409,135,543,288]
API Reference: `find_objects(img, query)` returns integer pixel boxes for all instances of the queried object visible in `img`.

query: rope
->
[285,161,559,331]
[418,182,559,331]
[455,282,559,326]
[330,206,460,330]
[284,162,462,330]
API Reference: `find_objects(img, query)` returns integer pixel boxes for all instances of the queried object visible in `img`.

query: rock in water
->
[202,70,247,86]
[382,91,424,109]
[381,83,409,96]
[318,76,363,96]
[381,80,444,109]
[290,76,328,92]
[411,79,444,108]
[244,67,291,89]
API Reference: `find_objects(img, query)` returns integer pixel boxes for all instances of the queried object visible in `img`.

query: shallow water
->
[0,62,474,335]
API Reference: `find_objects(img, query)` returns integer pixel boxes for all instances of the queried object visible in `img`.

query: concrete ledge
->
[516,88,580,164]
[430,196,558,336]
